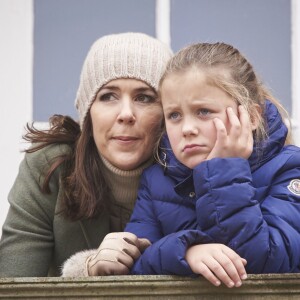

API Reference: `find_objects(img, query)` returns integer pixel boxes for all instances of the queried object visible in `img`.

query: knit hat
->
[75,32,173,128]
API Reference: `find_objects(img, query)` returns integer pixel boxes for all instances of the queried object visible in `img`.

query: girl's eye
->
[198,108,211,117]
[136,94,156,103]
[168,112,181,120]
[99,93,116,102]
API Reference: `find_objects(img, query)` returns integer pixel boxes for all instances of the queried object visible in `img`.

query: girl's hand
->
[87,232,151,276]
[185,243,247,288]
[207,106,253,160]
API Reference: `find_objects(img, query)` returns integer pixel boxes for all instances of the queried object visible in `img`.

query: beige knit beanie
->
[75,32,173,128]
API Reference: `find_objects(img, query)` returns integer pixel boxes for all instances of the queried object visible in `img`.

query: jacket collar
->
[248,100,288,171]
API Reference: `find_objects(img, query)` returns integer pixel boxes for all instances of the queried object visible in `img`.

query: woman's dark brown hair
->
[24,114,109,221]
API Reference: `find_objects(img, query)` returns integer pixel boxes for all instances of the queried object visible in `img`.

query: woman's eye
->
[99,93,115,101]
[136,94,156,103]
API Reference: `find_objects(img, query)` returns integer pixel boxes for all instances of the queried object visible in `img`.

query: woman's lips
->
[112,136,140,144]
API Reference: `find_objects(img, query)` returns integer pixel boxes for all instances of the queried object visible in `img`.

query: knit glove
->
[87,232,151,276]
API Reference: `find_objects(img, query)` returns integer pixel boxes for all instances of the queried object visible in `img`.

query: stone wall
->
[1,274,300,299]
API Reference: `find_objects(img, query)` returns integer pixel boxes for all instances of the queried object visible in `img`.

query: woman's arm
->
[0,148,59,277]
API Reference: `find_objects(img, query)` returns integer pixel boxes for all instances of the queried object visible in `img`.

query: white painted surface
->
[0,0,33,235]
[155,0,171,47]
[292,0,300,146]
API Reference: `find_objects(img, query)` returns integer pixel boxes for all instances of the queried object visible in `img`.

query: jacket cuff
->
[60,249,97,277]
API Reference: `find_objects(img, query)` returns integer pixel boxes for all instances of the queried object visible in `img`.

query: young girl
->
[63,42,300,288]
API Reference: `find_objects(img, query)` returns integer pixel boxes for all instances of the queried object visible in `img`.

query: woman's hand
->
[185,243,247,288]
[207,106,253,160]
[87,232,151,276]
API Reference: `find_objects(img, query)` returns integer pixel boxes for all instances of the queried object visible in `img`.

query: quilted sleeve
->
[125,169,212,275]
[193,153,300,273]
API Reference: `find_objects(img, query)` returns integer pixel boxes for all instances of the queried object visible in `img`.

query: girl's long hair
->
[159,42,292,145]
[24,114,109,221]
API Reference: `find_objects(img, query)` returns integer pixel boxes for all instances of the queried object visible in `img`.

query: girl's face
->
[161,69,239,169]
[90,78,163,170]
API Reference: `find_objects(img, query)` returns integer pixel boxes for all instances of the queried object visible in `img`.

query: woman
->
[0,32,172,277]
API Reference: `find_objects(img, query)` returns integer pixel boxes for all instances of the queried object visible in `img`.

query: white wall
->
[0,0,33,234]
[292,0,300,146]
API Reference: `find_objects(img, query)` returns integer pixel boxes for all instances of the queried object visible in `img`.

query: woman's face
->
[90,78,163,170]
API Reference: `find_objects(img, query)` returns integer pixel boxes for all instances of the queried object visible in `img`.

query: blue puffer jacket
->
[125,101,300,275]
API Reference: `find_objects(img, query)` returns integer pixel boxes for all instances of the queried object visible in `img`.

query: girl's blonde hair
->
[159,42,292,145]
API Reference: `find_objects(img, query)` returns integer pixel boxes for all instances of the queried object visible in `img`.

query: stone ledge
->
[1,274,300,299]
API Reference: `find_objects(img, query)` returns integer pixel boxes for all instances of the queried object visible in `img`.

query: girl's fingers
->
[238,106,253,140]
[215,254,245,287]
[203,257,236,288]
[238,105,251,130]
[225,106,253,158]
[195,261,221,287]
[213,117,227,142]
[206,118,227,160]
[220,247,248,281]
[226,107,242,139]
[186,244,247,288]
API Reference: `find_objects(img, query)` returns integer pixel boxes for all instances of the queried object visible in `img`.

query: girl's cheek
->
[204,120,218,143]
[166,125,179,144]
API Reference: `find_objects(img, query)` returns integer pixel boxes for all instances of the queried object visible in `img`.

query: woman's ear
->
[250,103,262,131]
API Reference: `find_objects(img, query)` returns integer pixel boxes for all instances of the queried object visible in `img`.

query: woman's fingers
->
[137,238,152,252]
[88,232,145,276]
[89,258,130,276]
[102,232,142,259]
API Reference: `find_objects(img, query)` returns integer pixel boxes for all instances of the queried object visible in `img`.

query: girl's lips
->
[183,144,204,153]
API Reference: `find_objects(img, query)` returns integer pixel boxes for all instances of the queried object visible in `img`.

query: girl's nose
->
[182,119,199,136]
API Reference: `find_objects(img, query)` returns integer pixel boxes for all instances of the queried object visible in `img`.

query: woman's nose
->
[117,100,136,124]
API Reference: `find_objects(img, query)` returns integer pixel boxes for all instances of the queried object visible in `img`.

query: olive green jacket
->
[0,144,110,277]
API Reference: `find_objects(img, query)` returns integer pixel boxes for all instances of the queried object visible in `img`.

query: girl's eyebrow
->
[162,104,179,111]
